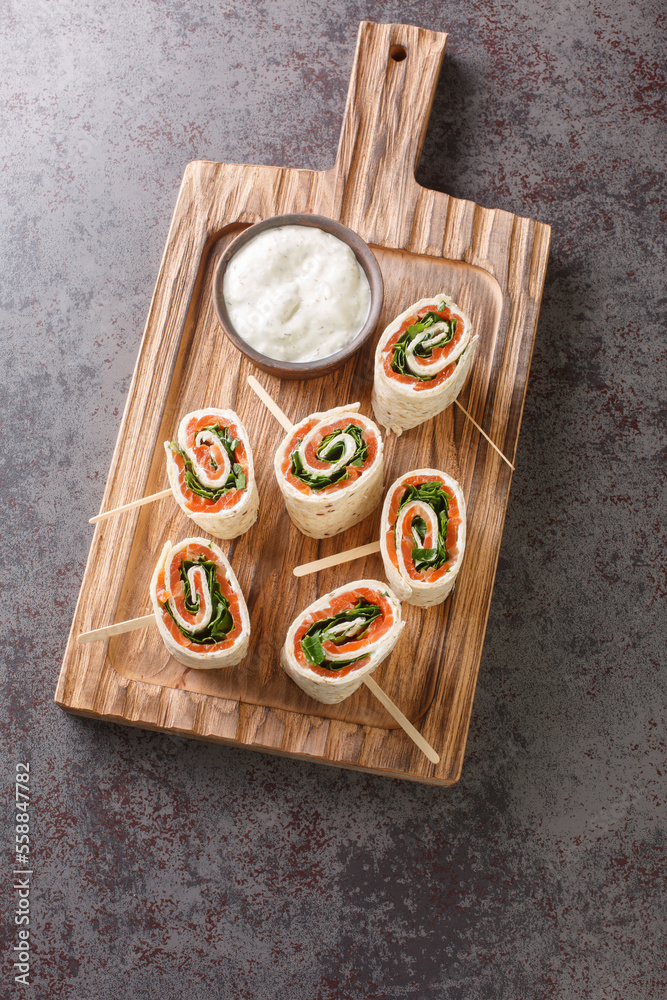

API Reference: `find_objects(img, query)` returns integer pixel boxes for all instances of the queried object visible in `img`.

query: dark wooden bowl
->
[212,213,384,380]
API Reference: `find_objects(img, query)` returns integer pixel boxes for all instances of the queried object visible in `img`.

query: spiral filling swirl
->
[387,478,459,582]
[187,428,233,488]
[169,416,247,504]
[299,598,383,669]
[292,587,398,679]
[385,300,470,386]
[281,581,404,702]
[395,500,441,564]
[281,413,379,495]
[403,320,465,377]
[156,541,238,647]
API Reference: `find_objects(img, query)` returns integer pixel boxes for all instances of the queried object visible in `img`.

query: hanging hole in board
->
[390,45,407,62]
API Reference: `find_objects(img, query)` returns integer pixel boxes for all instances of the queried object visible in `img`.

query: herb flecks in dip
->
[222,225,371,363]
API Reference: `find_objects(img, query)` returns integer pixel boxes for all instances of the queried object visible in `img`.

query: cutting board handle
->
[333,21,447,237]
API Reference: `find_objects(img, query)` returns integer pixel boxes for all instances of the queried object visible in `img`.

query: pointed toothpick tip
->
[454,399,515,471]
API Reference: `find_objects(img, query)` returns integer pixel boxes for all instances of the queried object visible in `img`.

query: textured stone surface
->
[1,1,665,997]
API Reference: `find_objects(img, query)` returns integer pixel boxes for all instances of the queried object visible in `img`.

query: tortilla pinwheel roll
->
[164,409,258,539]
[281,581,405,703]
[150,537,250,669]
[380,469,467,608]
[274,404,384,538]
[371,293,479,436]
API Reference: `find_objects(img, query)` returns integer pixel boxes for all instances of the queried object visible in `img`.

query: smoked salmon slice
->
[372,294,478,436]
[274,403,383,538]
[281,580,404,703]
[164,408,258,539]
[150,536,250,669]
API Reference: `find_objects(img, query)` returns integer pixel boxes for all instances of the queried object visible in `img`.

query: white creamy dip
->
[222,225,371,363]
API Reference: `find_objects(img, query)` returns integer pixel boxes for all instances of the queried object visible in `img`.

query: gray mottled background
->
[1,0,665,997]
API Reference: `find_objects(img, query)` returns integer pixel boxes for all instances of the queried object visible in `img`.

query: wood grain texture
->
[55,20,550,786]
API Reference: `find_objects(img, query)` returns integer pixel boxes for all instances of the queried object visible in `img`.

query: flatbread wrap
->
[380,469,466,607]
[150,537,250,669]
[274,404,384,538]
[281,580,405,703]
[371,293,478,436]
[165,408,258,539]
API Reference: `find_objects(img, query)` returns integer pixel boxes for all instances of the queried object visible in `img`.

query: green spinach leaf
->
[391,310,457,381]
[162,555,234,645]
[168,423,247,501]
[394,481,452,574]
[300,598,381,670]
[290,424,369,491]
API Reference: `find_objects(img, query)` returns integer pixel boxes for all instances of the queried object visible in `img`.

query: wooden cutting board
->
[55,20,550,785]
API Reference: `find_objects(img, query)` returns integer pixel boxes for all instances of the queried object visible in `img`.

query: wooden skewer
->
[247,374,294,432]
[77,613,155,644]
[454,399,515,471]
[249,369,512,471]
[249,372,504,599]
[293,540,381,577]
[89,488,173,524]
[364,675,439,764]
